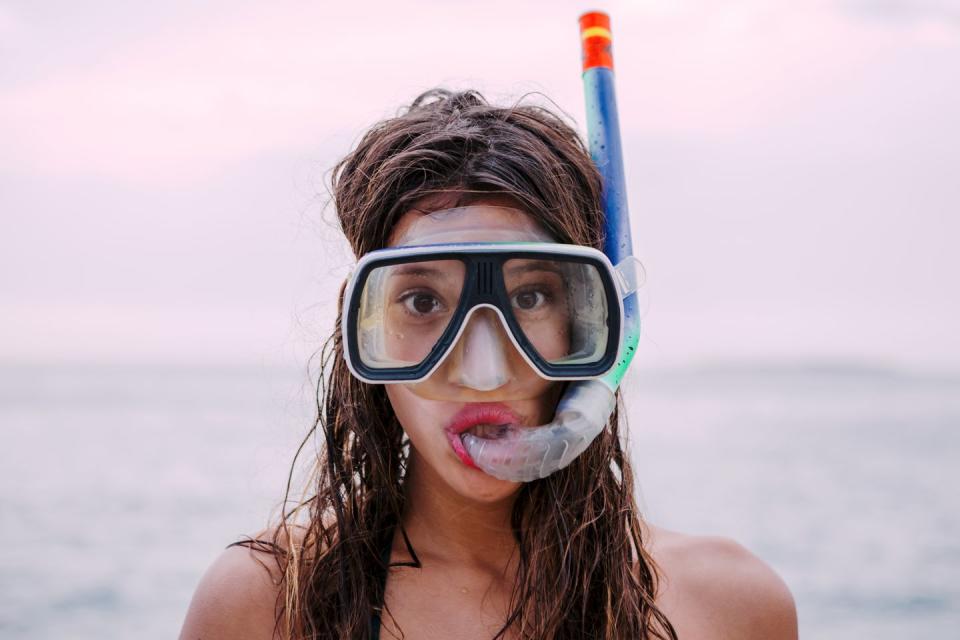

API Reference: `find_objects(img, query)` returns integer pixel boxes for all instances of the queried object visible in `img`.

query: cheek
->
[532,381,564,424]
[384,310,447,364]
[383,384,455,459]
[514,309,572,363]
[384,384,429,440]
[525,321,570,362]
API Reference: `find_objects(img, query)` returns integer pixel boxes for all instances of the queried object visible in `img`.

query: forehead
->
[388,202,555,247]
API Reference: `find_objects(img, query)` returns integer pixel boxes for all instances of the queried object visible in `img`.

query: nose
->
[446,308,514,391]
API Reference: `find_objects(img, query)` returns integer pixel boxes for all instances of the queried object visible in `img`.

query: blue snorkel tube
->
[463,11,640,481]
[581,10,641,392]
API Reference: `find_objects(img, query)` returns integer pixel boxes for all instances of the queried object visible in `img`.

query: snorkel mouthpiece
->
[463,380,617,482]
[464,11,640,481]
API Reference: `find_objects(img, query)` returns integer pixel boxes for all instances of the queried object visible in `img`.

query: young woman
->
[179,89,797,639]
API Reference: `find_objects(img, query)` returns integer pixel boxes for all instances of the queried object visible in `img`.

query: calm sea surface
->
[1,363,958,638]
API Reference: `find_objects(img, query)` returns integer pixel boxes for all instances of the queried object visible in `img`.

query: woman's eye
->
[402,292,443,316]
[512,289,548,311]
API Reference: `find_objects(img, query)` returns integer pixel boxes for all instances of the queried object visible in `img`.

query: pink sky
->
[1,0,958,369]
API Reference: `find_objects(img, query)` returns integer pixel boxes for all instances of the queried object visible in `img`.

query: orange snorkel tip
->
[579,11,614,71]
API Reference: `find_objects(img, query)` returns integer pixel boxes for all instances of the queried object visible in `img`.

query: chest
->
[378,565,516,640]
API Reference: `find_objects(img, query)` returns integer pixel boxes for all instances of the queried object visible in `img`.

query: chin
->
[449,465,522,503]
[406,436,523,504]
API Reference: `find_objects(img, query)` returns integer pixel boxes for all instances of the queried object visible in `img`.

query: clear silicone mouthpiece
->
[462,380,617,482]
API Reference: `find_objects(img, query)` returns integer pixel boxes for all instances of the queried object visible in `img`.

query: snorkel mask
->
[342,12,639,481]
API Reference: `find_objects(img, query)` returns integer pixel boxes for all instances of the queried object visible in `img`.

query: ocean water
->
[1,363,957,638]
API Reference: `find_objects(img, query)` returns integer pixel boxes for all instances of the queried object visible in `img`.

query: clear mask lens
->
[357,259,466,369]
[502,258,609,366]
[355,255,610,375]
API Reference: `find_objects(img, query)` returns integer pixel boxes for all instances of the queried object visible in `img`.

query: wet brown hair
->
[254,88,677,639]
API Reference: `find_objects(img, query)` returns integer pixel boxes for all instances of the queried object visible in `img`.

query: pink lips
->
[444,403,521,469]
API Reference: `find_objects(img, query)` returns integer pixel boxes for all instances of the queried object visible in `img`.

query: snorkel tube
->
[463,11,640,481]
[581,10,641,391]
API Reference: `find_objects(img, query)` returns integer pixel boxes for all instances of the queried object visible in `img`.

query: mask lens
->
[357,259,466,369]
[502,258,609,366]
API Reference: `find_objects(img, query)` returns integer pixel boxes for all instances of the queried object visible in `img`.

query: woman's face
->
[383,199,564,503]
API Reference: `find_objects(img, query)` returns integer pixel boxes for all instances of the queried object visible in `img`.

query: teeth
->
[463,423,512,439]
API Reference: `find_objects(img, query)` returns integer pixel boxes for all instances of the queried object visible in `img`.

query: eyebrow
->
[503,260,565,277]
[389,265,451,280]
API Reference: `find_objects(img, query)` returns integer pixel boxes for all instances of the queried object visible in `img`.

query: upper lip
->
[445,402,522,435]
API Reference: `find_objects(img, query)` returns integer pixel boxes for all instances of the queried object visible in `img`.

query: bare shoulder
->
[646,526,798,640]
[178,532,291,640]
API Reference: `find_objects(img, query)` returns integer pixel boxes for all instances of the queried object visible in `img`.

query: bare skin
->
[179,201,797,639]
[180,354,798,640]
[179,515,797,640]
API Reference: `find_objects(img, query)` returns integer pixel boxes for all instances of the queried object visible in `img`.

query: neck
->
[399,451,520,572]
